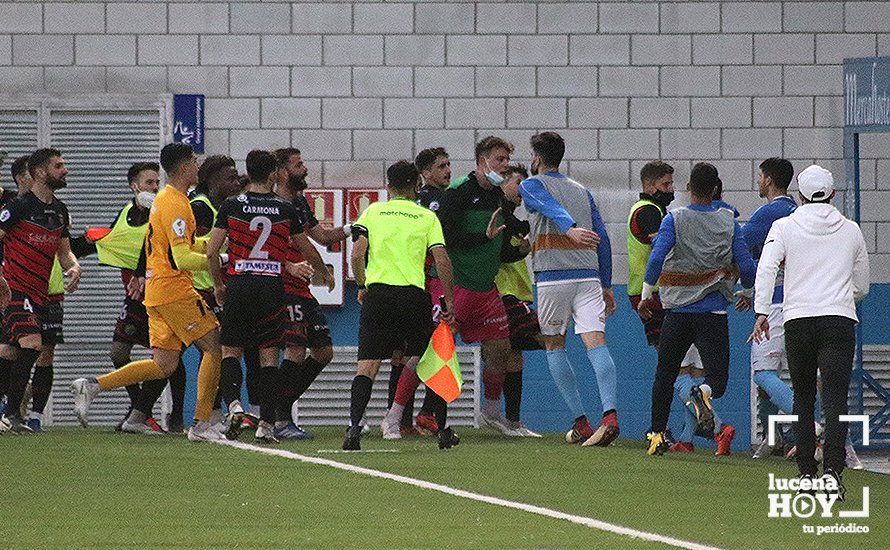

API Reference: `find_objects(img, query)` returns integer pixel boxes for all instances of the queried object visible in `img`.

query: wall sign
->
[173,94,205,153]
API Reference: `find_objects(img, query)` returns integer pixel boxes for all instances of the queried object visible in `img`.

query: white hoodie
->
[754,202,869,323]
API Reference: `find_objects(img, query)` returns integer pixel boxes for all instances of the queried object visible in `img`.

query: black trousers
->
[785,316,856,476]
[650,312,729,432]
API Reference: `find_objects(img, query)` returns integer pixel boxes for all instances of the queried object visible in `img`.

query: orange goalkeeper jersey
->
[144,185,200,307]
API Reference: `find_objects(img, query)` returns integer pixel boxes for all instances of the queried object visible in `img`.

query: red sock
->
[394,367,421,406]
[482,369,505,401]
[602,410,618,427]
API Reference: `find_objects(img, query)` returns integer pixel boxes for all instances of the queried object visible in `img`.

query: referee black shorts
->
[358,283,434,361]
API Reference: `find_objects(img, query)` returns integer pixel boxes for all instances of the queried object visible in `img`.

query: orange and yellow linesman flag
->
[416,322,463,403]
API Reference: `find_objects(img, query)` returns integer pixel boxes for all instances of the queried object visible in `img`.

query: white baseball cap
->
[797,164,834,201]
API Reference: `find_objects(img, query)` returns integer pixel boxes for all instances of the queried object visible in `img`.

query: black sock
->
[433,393,447,431]
[0,357,14,399]
[114,359,141,408]
[5,348,39,417]
[388,363,404,408]
[259,366,279,424]
[277,359,300,422]
[419,385,436,415]
[293,357,326,399]
[244,347,261,406]
[503,371,523,422]
[169,360,186,418]
[31,365,53,414]
[136,377,167,417]
[219,357,243,407]
[350,375,373,427]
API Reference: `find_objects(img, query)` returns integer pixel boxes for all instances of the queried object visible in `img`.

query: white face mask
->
[136,191,156,209]
[485,170,504,187]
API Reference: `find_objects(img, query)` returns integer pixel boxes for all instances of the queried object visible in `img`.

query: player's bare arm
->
[56,237,81,293]
[351,234,368,304]
[206,226,227,305]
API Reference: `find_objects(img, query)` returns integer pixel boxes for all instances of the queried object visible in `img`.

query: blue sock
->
[814,392,824,424]
[586,345,618,414]
[674,374,695,443]
[753,370,794,413]
[545,349,585,419]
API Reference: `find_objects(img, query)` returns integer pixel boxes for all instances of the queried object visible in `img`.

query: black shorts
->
[284,294,332,350]
[219,277,286,350]
[2,290,64,345]
[502,295,542,351]
[196,288,223,318]
[113,297,149,347]
[358,284,434,360]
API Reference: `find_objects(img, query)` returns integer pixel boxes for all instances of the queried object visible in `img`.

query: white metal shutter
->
[297,347,481,428]
[750,344,890,443]
[48,109,164,426]
[0,109,39,171]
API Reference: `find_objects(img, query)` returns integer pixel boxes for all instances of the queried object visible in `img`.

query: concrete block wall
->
[1,1,890,282]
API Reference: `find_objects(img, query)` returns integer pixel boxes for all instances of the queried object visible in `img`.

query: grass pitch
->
[1,427,886,548]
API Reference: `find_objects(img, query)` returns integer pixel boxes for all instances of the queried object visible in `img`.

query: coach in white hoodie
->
[751,164,868,494]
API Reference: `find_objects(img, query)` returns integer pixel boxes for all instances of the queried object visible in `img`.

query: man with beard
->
[0,148,81,433]
[269,148,340,440]
[627,161,676,345]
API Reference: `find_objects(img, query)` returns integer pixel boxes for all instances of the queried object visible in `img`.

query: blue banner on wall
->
[844,56,890,131]
[173,94,205,153]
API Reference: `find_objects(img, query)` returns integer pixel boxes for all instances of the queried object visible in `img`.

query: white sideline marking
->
[316,449,401,454]
[215,440,721,550]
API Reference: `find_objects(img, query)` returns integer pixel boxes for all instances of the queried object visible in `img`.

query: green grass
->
[1,428,887,549]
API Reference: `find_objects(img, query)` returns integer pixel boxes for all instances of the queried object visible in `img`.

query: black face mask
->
[652,190,674,208]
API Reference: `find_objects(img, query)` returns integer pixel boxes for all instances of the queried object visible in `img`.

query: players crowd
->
[0,131,869,495]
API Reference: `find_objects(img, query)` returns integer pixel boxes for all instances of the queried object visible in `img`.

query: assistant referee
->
[344,160,456,451]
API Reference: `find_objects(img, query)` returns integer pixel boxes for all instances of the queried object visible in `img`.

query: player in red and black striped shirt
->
[0,148,81,434]
[206,150,316,443]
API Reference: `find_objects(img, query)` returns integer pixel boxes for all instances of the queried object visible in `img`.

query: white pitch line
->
[215,440,722,550]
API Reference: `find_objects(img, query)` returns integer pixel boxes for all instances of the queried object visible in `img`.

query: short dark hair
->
[640,160,674,185]
[10,155,29,181]
[160,143,194,174]
[530,132,565,167]
[245,150,278,182]
[197,155,236,194]
[759,158,794,191]
[506,163,529,179]
[127,162,160,184]
[475,136,514,163]
[274,147,301,168]
[386,160,419,191]
[713,177,724,200]
[415,147,448,173]
[27,148,62,178]
[689,162,720,197]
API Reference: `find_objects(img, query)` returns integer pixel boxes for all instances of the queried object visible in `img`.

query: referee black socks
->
[350,375,373,427]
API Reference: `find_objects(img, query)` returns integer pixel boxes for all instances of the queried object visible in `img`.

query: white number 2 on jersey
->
[249,216,272,260]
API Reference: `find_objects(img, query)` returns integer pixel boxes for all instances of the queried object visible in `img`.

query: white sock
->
[275,420,288,429]
[385,403,405,424]
[29,411,42,421]
[249,404,260,416]
[483,399,501,416]
[700,384,712,398]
